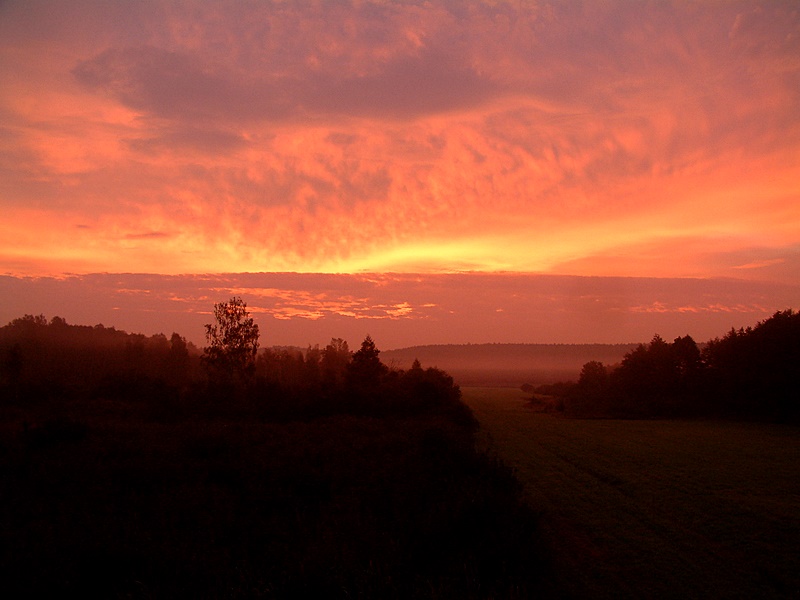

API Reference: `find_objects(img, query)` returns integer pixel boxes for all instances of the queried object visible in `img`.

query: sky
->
[1,0,798,349]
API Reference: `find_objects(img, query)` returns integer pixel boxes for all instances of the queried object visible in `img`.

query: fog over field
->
[383,343,639,386]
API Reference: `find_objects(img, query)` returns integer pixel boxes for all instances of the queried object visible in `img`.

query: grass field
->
[463,387,800,599]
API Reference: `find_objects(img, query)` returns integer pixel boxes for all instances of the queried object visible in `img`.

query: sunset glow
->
[1,1,798,345]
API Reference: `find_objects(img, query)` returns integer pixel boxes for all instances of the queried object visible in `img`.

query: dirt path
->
[463,387,800,599]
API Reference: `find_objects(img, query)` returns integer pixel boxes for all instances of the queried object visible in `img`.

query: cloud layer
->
[2,272,797,349]
[1,0,799,279]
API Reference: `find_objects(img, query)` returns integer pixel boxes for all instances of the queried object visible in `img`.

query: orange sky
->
[1,1,798,346]
[2,272,798,349]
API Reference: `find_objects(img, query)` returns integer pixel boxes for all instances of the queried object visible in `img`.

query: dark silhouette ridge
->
[0,313,199,406]
[532,309,800,421]
[0,309,546,597]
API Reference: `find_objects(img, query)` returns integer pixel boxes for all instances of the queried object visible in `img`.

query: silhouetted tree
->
[321,337,351,388]
[49,316,67,328]
[203,297,259,386]
[669,334,702,400]
[578,360,607,392]
[258,347,305,391]
[349,335,387,388]
[166,332,190,388]
[703,309,800,420]
[609,334,679,414]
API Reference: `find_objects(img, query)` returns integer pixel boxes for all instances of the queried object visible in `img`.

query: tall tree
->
[349,335,388,387]
[203,297,259,385]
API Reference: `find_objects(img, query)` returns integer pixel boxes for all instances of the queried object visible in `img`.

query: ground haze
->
[382,343,638,387]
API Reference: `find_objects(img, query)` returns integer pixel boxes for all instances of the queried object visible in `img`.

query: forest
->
[533,309,800,421]
[0,299,544,598]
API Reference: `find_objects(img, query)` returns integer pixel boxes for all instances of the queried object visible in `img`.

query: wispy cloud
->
[124,231,173,240]
[733,258,785,270]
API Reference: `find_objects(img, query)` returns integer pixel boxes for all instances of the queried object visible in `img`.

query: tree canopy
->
[542,310,800,421]
[203,296,260,384]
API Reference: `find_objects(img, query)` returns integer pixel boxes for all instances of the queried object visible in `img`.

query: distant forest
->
[383,343,640,386]
[532,309,800,422]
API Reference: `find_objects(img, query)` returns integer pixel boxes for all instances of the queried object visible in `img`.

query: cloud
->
[733,259,785,270]
[124,231,173,240]
[0,1,799,279]
[304,47,498,118]
[72,41,498,122]
[72,46,296,122]
[125,127,249,155]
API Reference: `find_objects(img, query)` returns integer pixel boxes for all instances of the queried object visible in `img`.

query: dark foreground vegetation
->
[0,302,545,598]
[530,309,800,421]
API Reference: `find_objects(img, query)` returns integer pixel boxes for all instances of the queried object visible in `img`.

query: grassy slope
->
[463,387,800,599]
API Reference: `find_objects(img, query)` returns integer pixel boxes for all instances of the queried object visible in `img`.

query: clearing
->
[463,387,800,599]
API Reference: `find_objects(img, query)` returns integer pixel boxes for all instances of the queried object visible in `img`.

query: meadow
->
[463,387,800,599]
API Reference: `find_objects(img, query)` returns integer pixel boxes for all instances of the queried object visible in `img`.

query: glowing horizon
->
[3,272,797,350]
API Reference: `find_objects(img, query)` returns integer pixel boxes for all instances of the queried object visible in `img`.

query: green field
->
[463,387,800,599]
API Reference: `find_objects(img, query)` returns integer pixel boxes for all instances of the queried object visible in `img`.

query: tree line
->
[534,309,800,421]
[199,297,472,423]
[0,314,195,405]
[0,297,470,425]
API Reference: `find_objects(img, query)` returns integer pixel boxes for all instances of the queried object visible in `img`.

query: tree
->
[321,337,351,388]
[349,335,388,387]
[578,360,607,393]
[671,334,701,393]
[703,309,800,419]
[167,332,190,388]
[203,297,259,385]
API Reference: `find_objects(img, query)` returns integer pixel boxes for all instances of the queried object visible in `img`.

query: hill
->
[0,313,546,597]
[383,343,640,387]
